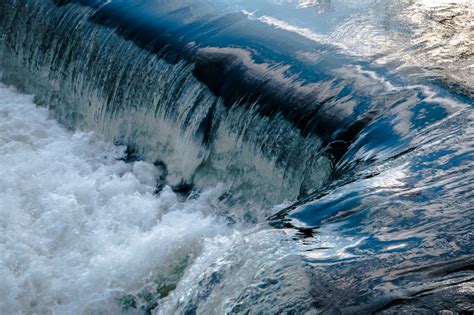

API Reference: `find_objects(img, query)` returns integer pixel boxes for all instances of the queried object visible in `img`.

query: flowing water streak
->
[1,0,473,313]
[0,0,332,210]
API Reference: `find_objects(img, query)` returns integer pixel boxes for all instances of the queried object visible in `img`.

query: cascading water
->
[0,0,336,210]
[0,0,473,314]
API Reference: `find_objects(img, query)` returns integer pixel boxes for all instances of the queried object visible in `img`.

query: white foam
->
[0,84,228,314]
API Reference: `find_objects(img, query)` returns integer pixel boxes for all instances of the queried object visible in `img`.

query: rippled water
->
[0,0,473,313]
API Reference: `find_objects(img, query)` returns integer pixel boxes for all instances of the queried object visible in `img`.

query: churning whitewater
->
[0,83,227,313]
[0,0,473,313]
[0,84,310,314]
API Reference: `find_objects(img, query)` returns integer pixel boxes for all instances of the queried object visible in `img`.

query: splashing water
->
[0,84,229,313]
[0,0,473,313]
[0,84,313,314]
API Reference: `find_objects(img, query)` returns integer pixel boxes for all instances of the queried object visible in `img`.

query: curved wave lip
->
[0,0,473,314]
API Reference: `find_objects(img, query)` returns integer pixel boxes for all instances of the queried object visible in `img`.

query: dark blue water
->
[0,0,473,313]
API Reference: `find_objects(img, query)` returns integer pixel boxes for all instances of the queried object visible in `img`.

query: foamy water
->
[0,84,230,314]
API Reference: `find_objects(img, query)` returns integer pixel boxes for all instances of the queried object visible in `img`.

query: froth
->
[0,84,228,314]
